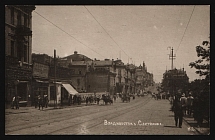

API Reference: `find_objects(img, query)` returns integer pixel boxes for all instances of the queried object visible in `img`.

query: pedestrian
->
[180,93,187,115]
[86,96,89,105]
[11,96,16,109]
[44,95,49,108]
[15,95,19,109]
[186,92,194,116]
[172,94,183,128]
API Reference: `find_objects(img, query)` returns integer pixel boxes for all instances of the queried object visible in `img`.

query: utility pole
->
[168,47,176,70]
[167,47,176,97]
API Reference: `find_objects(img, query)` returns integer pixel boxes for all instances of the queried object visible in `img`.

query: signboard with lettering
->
[33,62,49,79]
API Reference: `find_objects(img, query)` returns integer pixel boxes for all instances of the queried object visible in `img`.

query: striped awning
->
[62,84,78,95]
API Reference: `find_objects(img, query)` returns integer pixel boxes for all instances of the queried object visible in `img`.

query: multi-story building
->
[114,59,125,94]
[135,65,144,94]
[86,59,117,94]
[5,5,36,108]
[162,68,189,95]
[124,63,136,94]
[68,60,92,92]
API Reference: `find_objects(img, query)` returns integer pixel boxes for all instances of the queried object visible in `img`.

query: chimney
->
[74,51,78,54]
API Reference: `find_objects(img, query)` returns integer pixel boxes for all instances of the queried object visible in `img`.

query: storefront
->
[32,62,49,106]
[5,65,32,108]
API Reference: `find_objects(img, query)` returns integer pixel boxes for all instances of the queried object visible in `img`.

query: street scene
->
[5,93,208,135]
[5,5,210,135]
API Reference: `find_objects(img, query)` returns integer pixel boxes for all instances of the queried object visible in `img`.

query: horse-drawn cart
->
[121,95,130,102]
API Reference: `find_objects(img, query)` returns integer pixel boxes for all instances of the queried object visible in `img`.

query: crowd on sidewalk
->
[170,90,209,129]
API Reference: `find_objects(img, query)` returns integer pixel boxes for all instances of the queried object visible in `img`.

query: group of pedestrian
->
[68,95,82,105]
[35,94,49,110]
[172,90,205,128]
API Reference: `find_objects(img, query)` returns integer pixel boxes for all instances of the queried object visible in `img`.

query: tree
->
[189,38,210,122]
[189,39,210,82]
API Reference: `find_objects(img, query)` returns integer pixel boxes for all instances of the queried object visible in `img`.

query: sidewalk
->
[167,100,210,135]
[183,114,210,135]
[5,103,91,115]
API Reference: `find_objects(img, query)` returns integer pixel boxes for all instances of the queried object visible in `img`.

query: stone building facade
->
[5,5,36,108]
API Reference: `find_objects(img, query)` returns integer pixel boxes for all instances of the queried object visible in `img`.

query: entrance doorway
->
[17,83,27,101]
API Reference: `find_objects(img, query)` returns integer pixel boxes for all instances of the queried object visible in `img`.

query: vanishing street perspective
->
[5,5,210,135]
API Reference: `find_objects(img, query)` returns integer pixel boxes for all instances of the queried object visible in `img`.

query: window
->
[11,41,15,57]
[24,45,28,62]
[17,11,21,25]
[79,70,82,75]
[11,7,14,25]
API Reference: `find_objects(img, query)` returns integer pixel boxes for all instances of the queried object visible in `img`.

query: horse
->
[96,96,100,105]
[121,95,130,103]
[102,94,113,105]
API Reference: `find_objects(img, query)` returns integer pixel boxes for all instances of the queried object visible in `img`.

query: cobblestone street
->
[5,95,207,135]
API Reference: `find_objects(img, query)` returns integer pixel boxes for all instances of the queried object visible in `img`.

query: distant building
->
[58,51,92,67]
[32,53,52,65]
[86,59,117,94]
[5,5,36,108]
[162,68,189,95]
[68,60,92,92]
[114,59,126,94]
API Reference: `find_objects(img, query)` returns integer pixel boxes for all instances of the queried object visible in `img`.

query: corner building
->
[5,5,36,108]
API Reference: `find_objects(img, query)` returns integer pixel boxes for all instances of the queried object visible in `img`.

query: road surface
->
[5,95,198,135]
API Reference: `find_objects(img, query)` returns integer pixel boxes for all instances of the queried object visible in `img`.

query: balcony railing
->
[15,25,32,36]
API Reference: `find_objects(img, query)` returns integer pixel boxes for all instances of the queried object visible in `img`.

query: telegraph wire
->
[175,5,195,54]
[34,11,106,58]
[84,6,130,59]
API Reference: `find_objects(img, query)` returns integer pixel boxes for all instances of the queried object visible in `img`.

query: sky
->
[32,5,210,83]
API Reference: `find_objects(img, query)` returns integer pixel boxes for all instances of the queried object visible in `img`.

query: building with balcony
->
[5,5,36,108]
[86,59,117,94]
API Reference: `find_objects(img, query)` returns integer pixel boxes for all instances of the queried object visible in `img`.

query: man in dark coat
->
[173,94,183,128]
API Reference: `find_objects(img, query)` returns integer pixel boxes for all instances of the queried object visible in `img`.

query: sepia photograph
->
[5,5,210,135]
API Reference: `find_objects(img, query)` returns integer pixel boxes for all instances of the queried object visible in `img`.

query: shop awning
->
[62,84,78,95]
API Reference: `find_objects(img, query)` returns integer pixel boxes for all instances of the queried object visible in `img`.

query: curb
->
[183,116,210,135]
